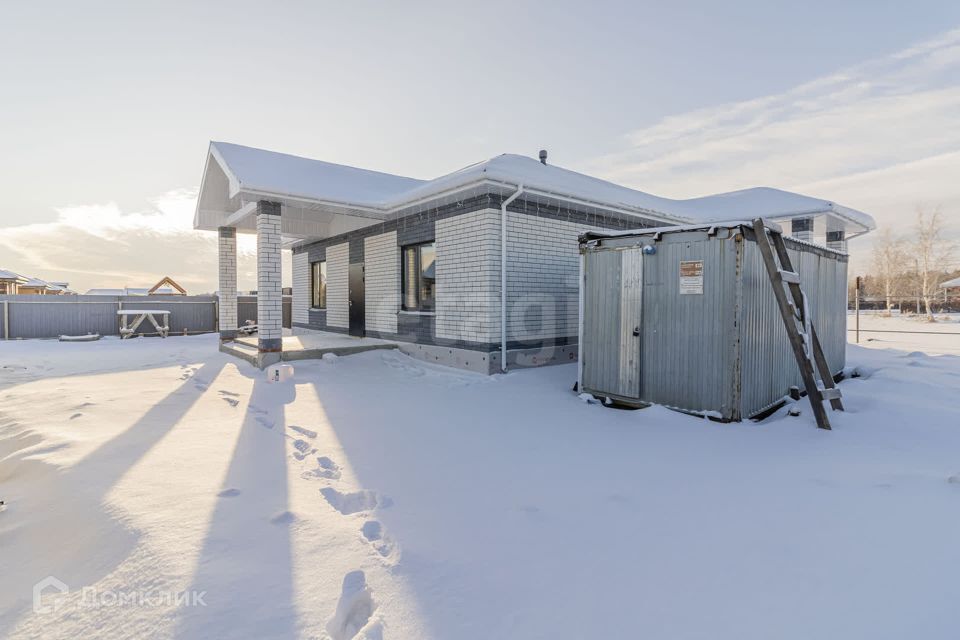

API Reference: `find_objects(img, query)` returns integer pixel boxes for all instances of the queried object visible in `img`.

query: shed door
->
[582,249,643,399]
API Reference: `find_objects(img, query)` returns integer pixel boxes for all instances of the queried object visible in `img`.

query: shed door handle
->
[632,327,640,337]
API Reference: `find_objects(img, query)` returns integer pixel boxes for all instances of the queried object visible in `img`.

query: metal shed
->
[577,221,848,420]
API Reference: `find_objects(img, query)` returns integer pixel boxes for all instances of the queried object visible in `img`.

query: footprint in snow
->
[270,510,297,525]
[219,390,241,398]
[69,413,83,420]
[290,438,316,460]
[361,520,397,560]
[326,571,378,640]
[288,425,318,439]
[302,456,342,480]
[255,415,275,429]
[217,488,241,498]
[221,397,240,407]
[321,487,391,515]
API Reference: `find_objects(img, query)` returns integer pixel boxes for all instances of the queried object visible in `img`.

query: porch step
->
[218,339,259,366]
[219,335,399,368]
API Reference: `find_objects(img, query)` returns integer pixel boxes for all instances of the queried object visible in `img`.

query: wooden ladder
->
[753,218,844,430]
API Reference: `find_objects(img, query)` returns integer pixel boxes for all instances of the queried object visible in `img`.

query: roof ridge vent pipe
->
[539,149,548,165]
[501,184,525,372]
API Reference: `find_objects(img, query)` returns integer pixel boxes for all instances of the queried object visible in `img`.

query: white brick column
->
[256,201,283,364]
[218,226,238,340]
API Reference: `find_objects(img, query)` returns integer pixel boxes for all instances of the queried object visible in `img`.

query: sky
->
[0,0,958,292]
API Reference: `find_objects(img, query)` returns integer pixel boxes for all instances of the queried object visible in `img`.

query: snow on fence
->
[0,295,291,340]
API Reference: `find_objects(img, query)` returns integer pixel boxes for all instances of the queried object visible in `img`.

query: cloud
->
[583,27,960,270]
[0,191,288,293]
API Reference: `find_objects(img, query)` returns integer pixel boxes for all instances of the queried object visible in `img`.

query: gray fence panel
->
[237,296,258,329]
[0,295,120,339]
[0,294,291,339]
[237,296,292,330]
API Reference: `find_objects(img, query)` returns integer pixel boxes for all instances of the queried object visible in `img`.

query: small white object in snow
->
[0,500,6,513]
[266,363,294,383]
[59,334,101,342]
[948,474,960,485]
[788,406,802,417]
[322,352,339,363]
[578,393,600,404]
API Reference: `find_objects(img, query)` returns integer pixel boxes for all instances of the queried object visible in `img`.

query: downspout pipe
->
[500,184,524,372]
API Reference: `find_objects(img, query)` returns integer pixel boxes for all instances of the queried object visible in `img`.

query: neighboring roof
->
[148,276,187,295]
[85,288,126,296]
[940,276,960,289]
[22,277,61,291]
[0,269,26,281]
[196,142,877,237]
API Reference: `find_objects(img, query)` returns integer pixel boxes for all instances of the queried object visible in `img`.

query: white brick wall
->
[256,213,283,341]
[436,209,501,343]
[326,242,349,328]
[506,212,603,342]
[218,228,237,332]
[292,250,309,325]
[364,231,399,334]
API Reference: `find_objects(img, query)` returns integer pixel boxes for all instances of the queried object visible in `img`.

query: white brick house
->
[194,142,875,372]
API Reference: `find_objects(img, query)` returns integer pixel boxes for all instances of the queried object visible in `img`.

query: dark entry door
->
[349,262,365,337]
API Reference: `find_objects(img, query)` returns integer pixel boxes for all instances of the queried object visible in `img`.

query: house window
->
[401,242,435,312]
[311,261,326,308]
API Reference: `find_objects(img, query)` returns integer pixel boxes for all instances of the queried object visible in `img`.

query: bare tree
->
[871,227,907,315]
[913,207,956,321]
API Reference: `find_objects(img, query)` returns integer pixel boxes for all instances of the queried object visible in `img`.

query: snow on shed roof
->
[940,276,960,289]
[201,142,876,234]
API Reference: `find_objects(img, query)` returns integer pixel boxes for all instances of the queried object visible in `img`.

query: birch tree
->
[913,208,955,321]
[871,227,906,315]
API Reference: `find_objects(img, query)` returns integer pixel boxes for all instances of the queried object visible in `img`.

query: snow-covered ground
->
[1,320,959,639]
[850,311,960,355]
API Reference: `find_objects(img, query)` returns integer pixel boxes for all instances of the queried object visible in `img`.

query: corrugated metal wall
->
[637,231,739,418]
[0,295,294,340]
[739,239,847,417]
[0,295,218,339]
[237,296,292,329]
[581,227,848,420]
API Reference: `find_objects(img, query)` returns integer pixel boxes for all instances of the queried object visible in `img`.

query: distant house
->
[0,269,25,294]
[0,270,73,295]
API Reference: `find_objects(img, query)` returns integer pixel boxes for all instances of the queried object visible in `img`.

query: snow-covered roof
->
[195,142,876,238]
[940,276,960,289]
[86,288,126,296]
[210,141,425,206]
[22,277,61,291]
[0,269,26,281]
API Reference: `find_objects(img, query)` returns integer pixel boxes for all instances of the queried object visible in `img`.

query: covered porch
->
[194,141,421,367]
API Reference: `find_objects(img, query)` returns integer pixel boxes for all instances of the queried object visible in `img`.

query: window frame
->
[401,241,436,313]
[311,260,327,309]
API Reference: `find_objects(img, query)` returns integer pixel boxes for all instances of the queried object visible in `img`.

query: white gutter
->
[500,184,524,372]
